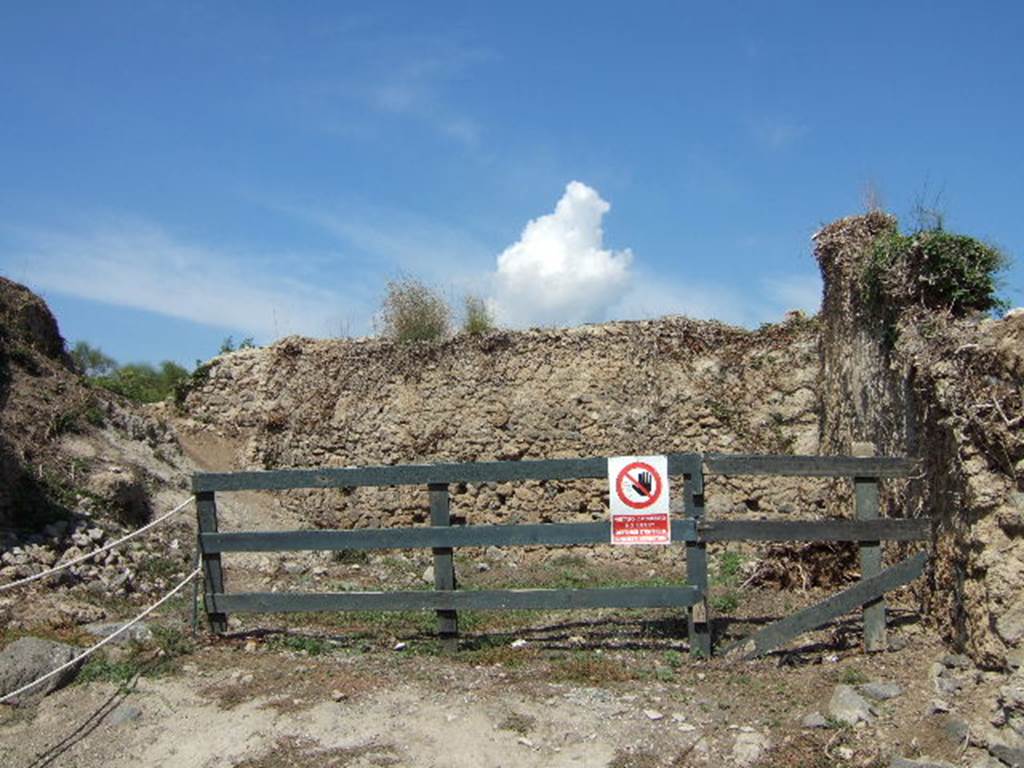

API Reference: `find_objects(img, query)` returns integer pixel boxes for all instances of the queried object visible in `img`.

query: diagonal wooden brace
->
[724,551,928,660]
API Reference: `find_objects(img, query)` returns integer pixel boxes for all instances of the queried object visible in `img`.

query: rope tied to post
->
[0,496,196,593]
[0,566,203,705]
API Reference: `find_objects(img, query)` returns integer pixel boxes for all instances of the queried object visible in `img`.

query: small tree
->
[378,278,451,343]
[70,341,117,377]
[462,294,495,335]
[94,361,190,403]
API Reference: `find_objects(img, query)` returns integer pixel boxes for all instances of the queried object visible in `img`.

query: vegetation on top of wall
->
[462,294,496,336]
[219,335,256,354]
[378,278,451,343]
[865,226,1009,317]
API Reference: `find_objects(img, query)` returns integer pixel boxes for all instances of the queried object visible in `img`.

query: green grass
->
[76,625,194,688]
[711,592,739,613]
[839,667,868,685]
[709,550,745,614]
[77,658,142,687]
[266,633,340,656]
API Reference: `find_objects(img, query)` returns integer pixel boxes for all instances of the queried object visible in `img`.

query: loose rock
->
[731,731,770,766]
[829,685,874,725]
[0,637,84,705]
[859,681,904,701]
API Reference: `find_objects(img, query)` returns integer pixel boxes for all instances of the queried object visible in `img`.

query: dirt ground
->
[0,429,988,768]
[0,572,993,768]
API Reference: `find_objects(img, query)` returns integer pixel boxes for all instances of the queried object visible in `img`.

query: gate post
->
[686,465,711,657]
[195,490,227,633]
[429,483,458,651]
[853,442,886,651]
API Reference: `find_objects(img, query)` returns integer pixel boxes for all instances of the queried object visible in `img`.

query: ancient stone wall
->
[179,317,823,533]
[815,214,1024,667]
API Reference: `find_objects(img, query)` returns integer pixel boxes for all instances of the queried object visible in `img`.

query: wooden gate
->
[193,452,928,657]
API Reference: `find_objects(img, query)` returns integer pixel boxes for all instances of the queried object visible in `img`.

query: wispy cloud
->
[761,273,821,315]
[748,115,809,150]
[306,42,490,150]
[1,219,369,340]
[282,201,494,290]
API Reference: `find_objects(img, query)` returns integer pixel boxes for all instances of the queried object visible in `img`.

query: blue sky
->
[1,1,1021,367]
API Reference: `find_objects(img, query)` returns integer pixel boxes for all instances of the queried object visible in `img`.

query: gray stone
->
[84,621,153,645]
[988,743,1024,767]
[829,685,874,725]
[943,653,973,670]
[932,662,963,696]
[801,711,828,729]
[890,758,957,768]
[970,755,1008,768]
[731,731,770,767]
[1002,669,1024,713]
[997,604,1024,646]
[0,637,84,705]
[941,715,970,745]
[109,703,142,725]
[422,565,435,583]
[859,681,904,701]
[888,634,910,652]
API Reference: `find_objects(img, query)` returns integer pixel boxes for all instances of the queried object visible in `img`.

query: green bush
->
[867,228,1009,316]
[462,294,495,335]
[70,341,117,377]
[94,361,190,404]
[378,278,451,343]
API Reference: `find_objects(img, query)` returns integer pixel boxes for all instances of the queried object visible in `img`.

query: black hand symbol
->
[632,471,653,496]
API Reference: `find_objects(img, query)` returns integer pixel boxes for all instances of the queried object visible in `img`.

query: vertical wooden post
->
[685,467,711,657]
[195,490,227,633]
[429,483,458,651]
[853,442,886,652]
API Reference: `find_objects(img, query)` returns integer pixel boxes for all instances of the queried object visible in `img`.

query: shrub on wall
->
[378,278,451,343]
[866,228,1009,317]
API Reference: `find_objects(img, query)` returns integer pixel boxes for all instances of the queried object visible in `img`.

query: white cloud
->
[491,181,634,328]
[3,220,366,340]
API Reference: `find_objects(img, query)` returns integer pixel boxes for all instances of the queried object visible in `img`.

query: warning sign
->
[608,455,671,545]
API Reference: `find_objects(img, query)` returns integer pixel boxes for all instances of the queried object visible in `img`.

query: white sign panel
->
[607,455,671,545]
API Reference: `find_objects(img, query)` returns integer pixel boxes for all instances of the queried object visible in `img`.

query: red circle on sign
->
[615,461,663,510]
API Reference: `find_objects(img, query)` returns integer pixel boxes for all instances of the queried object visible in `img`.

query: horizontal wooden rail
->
[202,518,928,553]
[208,585,702,613]
[703,453,918,478]
[193,454,704,493]
[202,520,698,552]
[697,519,929,542]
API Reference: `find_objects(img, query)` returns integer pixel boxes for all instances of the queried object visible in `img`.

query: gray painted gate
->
[193,452,928,657]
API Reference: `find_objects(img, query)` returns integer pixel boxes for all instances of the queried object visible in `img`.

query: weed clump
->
[462,294,496,336]
[378,278,451,343]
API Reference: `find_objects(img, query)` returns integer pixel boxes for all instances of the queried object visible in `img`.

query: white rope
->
[0,496,195,593]
[0,566,203,705]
